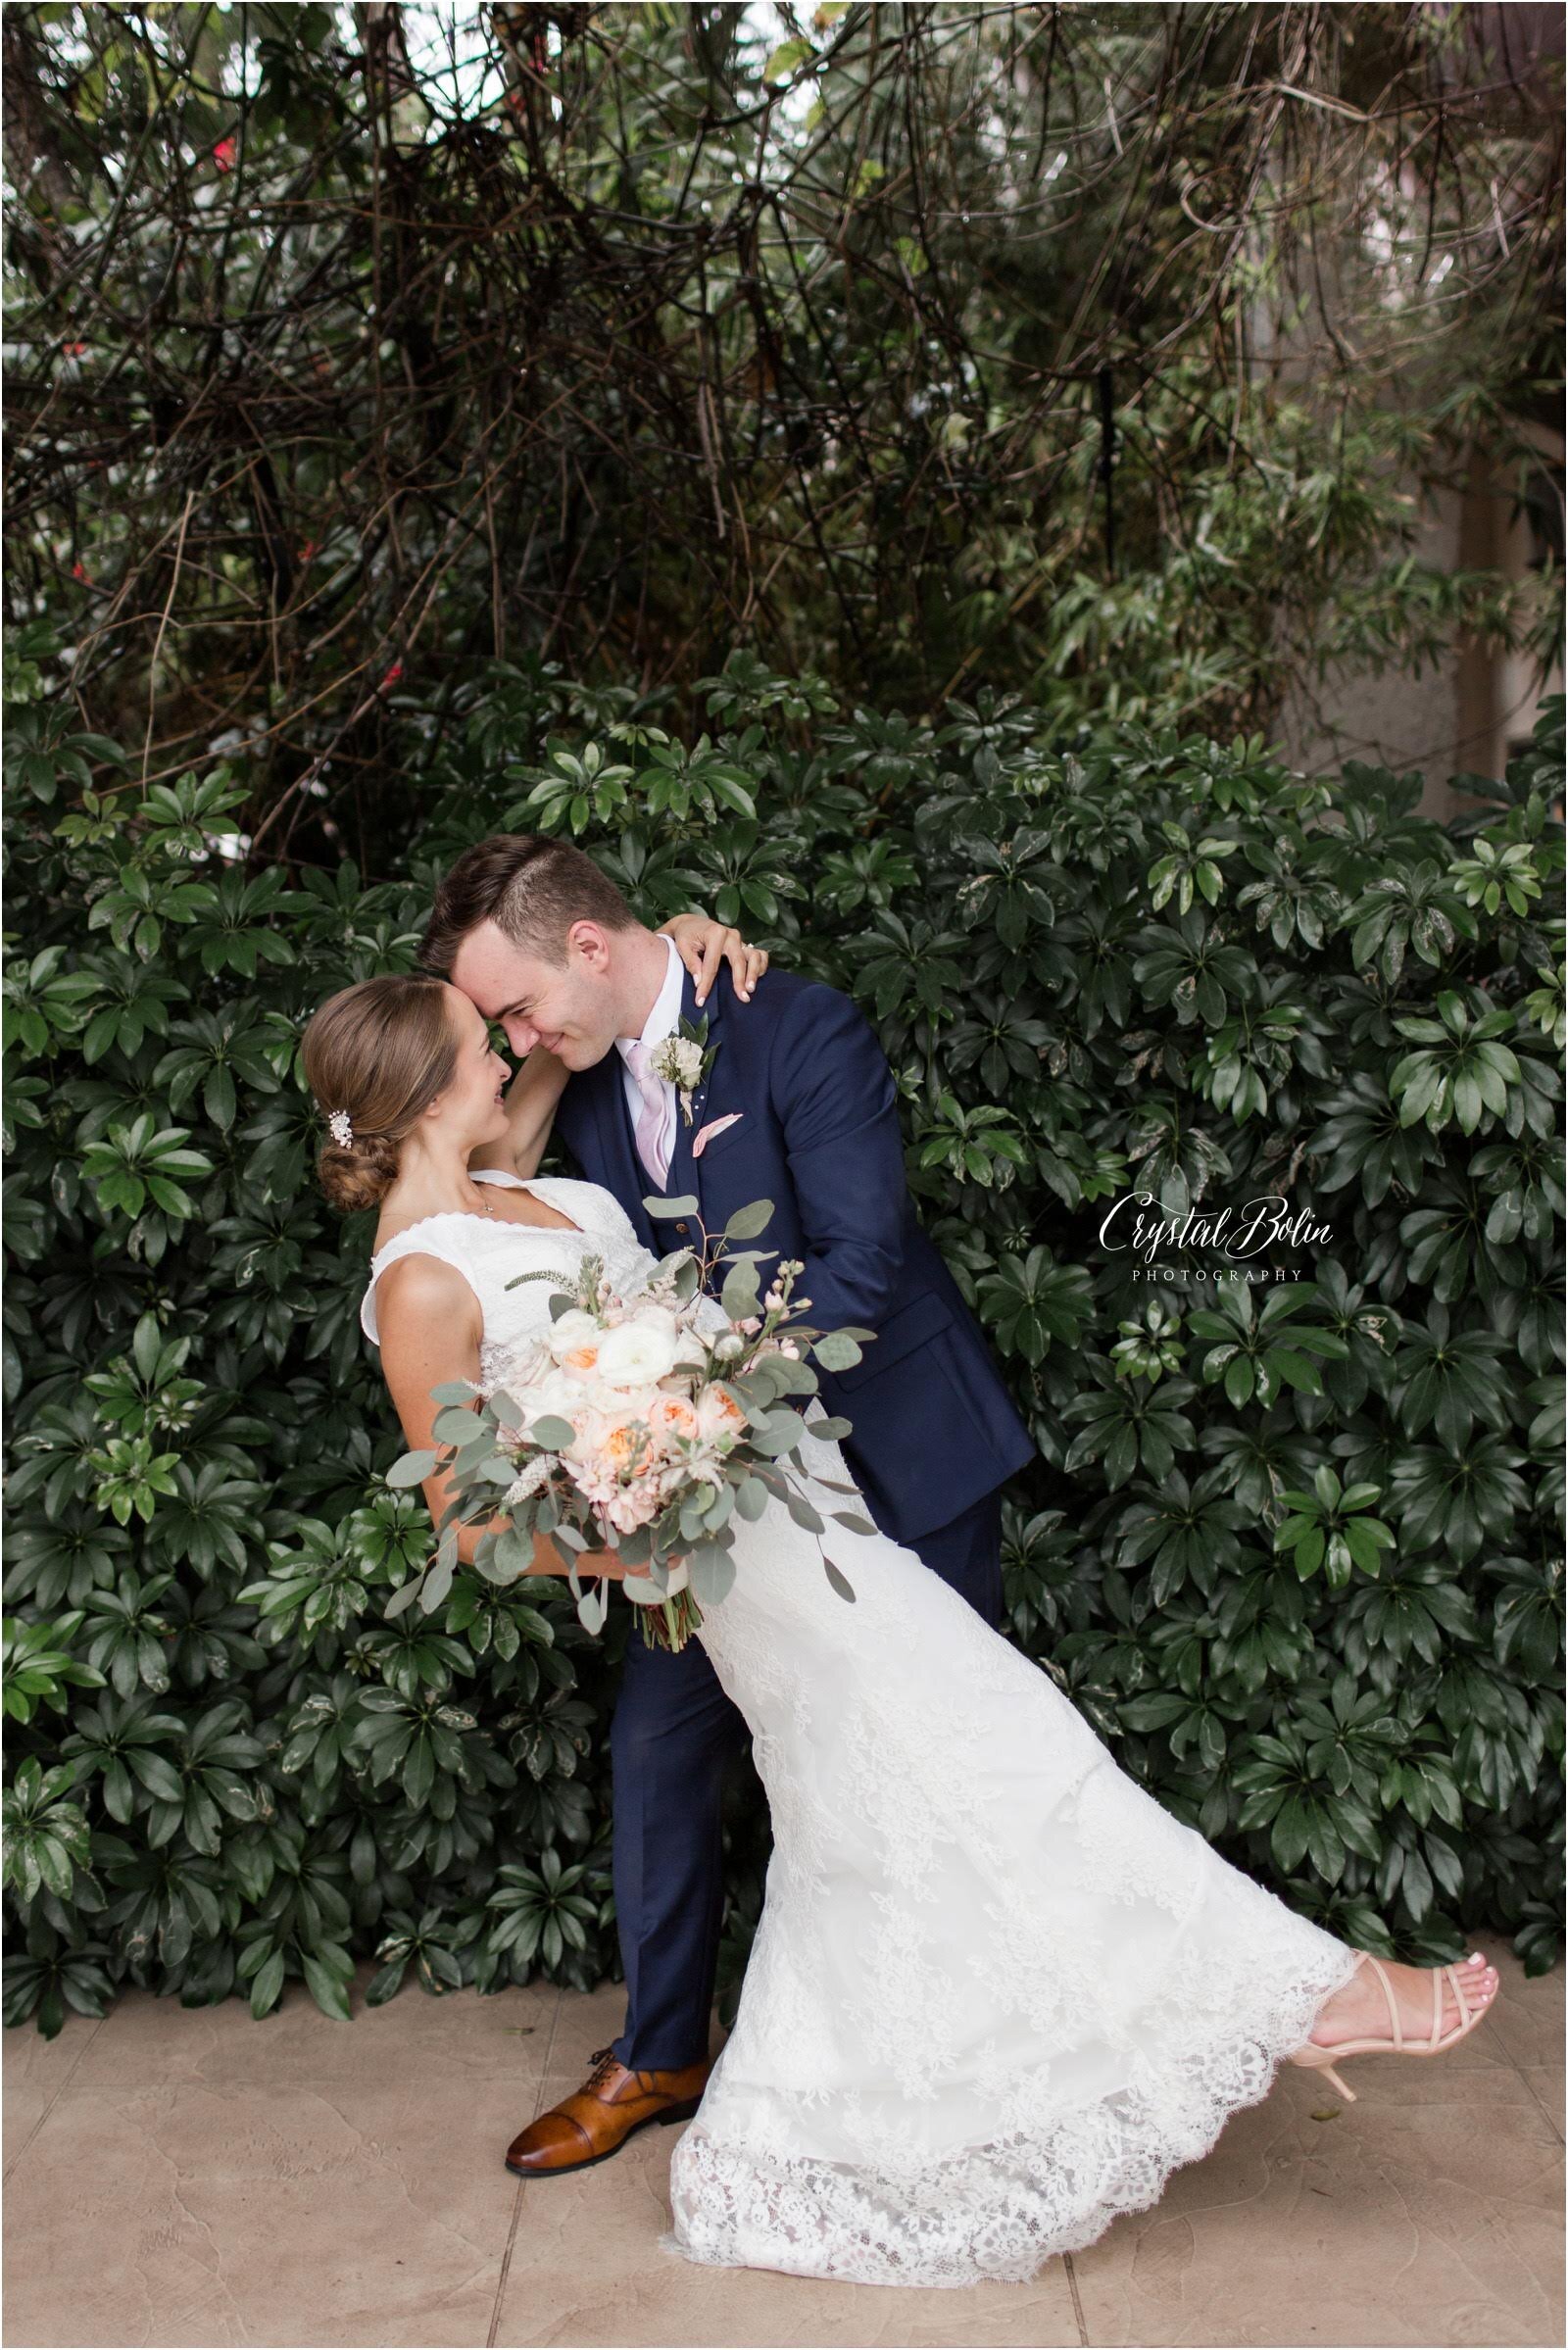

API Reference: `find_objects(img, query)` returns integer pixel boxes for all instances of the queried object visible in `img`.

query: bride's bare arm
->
[479,911,772,1181]
[373,1252,627,1579]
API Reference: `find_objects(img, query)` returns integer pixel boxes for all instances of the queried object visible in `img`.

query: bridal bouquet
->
[384,1195,879,1651]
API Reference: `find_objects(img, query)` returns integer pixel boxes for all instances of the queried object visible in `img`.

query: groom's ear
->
[564,918,615,973]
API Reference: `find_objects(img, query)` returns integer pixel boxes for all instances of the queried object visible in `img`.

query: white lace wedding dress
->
[361,1169,1365,2290]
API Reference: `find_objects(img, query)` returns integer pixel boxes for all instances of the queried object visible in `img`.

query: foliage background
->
[2,1,1563,2034]
[4,660,1564,2034]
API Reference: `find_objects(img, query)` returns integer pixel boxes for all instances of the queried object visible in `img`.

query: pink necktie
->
[625,1041,670,1187]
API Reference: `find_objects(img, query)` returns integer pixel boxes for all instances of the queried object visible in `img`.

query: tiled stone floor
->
[3,1929,1560,2348]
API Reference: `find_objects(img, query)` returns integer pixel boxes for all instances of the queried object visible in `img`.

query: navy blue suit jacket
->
[551,958,1036,1545]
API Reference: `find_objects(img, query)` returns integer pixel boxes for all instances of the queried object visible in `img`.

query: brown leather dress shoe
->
[504,2042,710,2179]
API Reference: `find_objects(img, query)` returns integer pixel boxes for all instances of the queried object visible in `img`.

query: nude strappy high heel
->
[1288,1949,1487,2102]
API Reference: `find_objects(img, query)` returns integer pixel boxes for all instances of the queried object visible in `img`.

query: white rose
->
[594,1317,680,1388]
[540,1364,582,1409]
[544,1308,603,1361]
[583,1380,662,1421]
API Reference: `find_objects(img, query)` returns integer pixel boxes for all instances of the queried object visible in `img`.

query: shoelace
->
[586,2042,668,2095]
[586,2043,629,2093]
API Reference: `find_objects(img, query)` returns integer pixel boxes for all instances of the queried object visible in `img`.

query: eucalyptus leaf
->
[421,1557,455,1611]
[823,1558,858,1603]
[432,1403,481,1444]
[686,1547,737,1606]
[527,1416,576,1449]
[493,1526,534,1581]
[386,1449,438,1489]
[621,1570,668,1606]
[574,1579,610,1636]
[720,1264,761,1320]
[786,1490,824,1534]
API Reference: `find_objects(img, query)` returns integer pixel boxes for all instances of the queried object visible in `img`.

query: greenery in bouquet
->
[382,1196,880,1652]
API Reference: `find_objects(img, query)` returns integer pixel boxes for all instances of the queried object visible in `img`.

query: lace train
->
[657,1931,1364,2286]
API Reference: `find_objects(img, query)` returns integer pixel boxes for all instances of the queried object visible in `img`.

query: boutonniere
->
[650,1016,720,1125]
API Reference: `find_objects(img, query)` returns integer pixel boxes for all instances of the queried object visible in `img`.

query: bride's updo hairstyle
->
[302,974,459,1214]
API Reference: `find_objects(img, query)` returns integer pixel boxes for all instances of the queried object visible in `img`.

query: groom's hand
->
[662,911,768,1006]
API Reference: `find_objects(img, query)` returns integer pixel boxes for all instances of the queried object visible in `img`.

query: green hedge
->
[3,644,1563,2036]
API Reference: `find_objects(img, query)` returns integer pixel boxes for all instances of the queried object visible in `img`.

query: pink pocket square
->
[693,1111,744,1158]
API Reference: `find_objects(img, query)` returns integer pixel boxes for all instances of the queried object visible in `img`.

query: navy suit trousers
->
[608,1485,1006,2074]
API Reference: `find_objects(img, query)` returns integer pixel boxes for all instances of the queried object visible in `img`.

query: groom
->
[418,833,1036,2177]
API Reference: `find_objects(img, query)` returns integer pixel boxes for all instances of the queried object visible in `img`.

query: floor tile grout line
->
[1062,2248,1091,2345]
[1511,2055,1566,2147]
[1498,2025,1560,2077]
[487,1982,564,2350]
[2,2013,108,2184]
[1489,1988,1564,2140]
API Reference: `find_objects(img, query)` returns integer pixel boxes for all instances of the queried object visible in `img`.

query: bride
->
[303,956,1499,2291]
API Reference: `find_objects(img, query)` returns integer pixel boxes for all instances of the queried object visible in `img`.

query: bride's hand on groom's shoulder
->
[662,912,769,1005]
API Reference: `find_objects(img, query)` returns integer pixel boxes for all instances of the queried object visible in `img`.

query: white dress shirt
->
[613,931,684,1173]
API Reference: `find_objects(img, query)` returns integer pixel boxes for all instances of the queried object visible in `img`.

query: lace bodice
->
[358,1169,729,1389]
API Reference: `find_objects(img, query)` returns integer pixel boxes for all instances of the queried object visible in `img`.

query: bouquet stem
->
[637,1588,707,1652]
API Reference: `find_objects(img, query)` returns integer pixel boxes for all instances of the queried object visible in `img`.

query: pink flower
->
[648,1394,701,1442]
[695,1387,747,1448]
[605,1483,662,1535]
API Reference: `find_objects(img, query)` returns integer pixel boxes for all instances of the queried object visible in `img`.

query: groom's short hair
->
[418,834,640,972]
